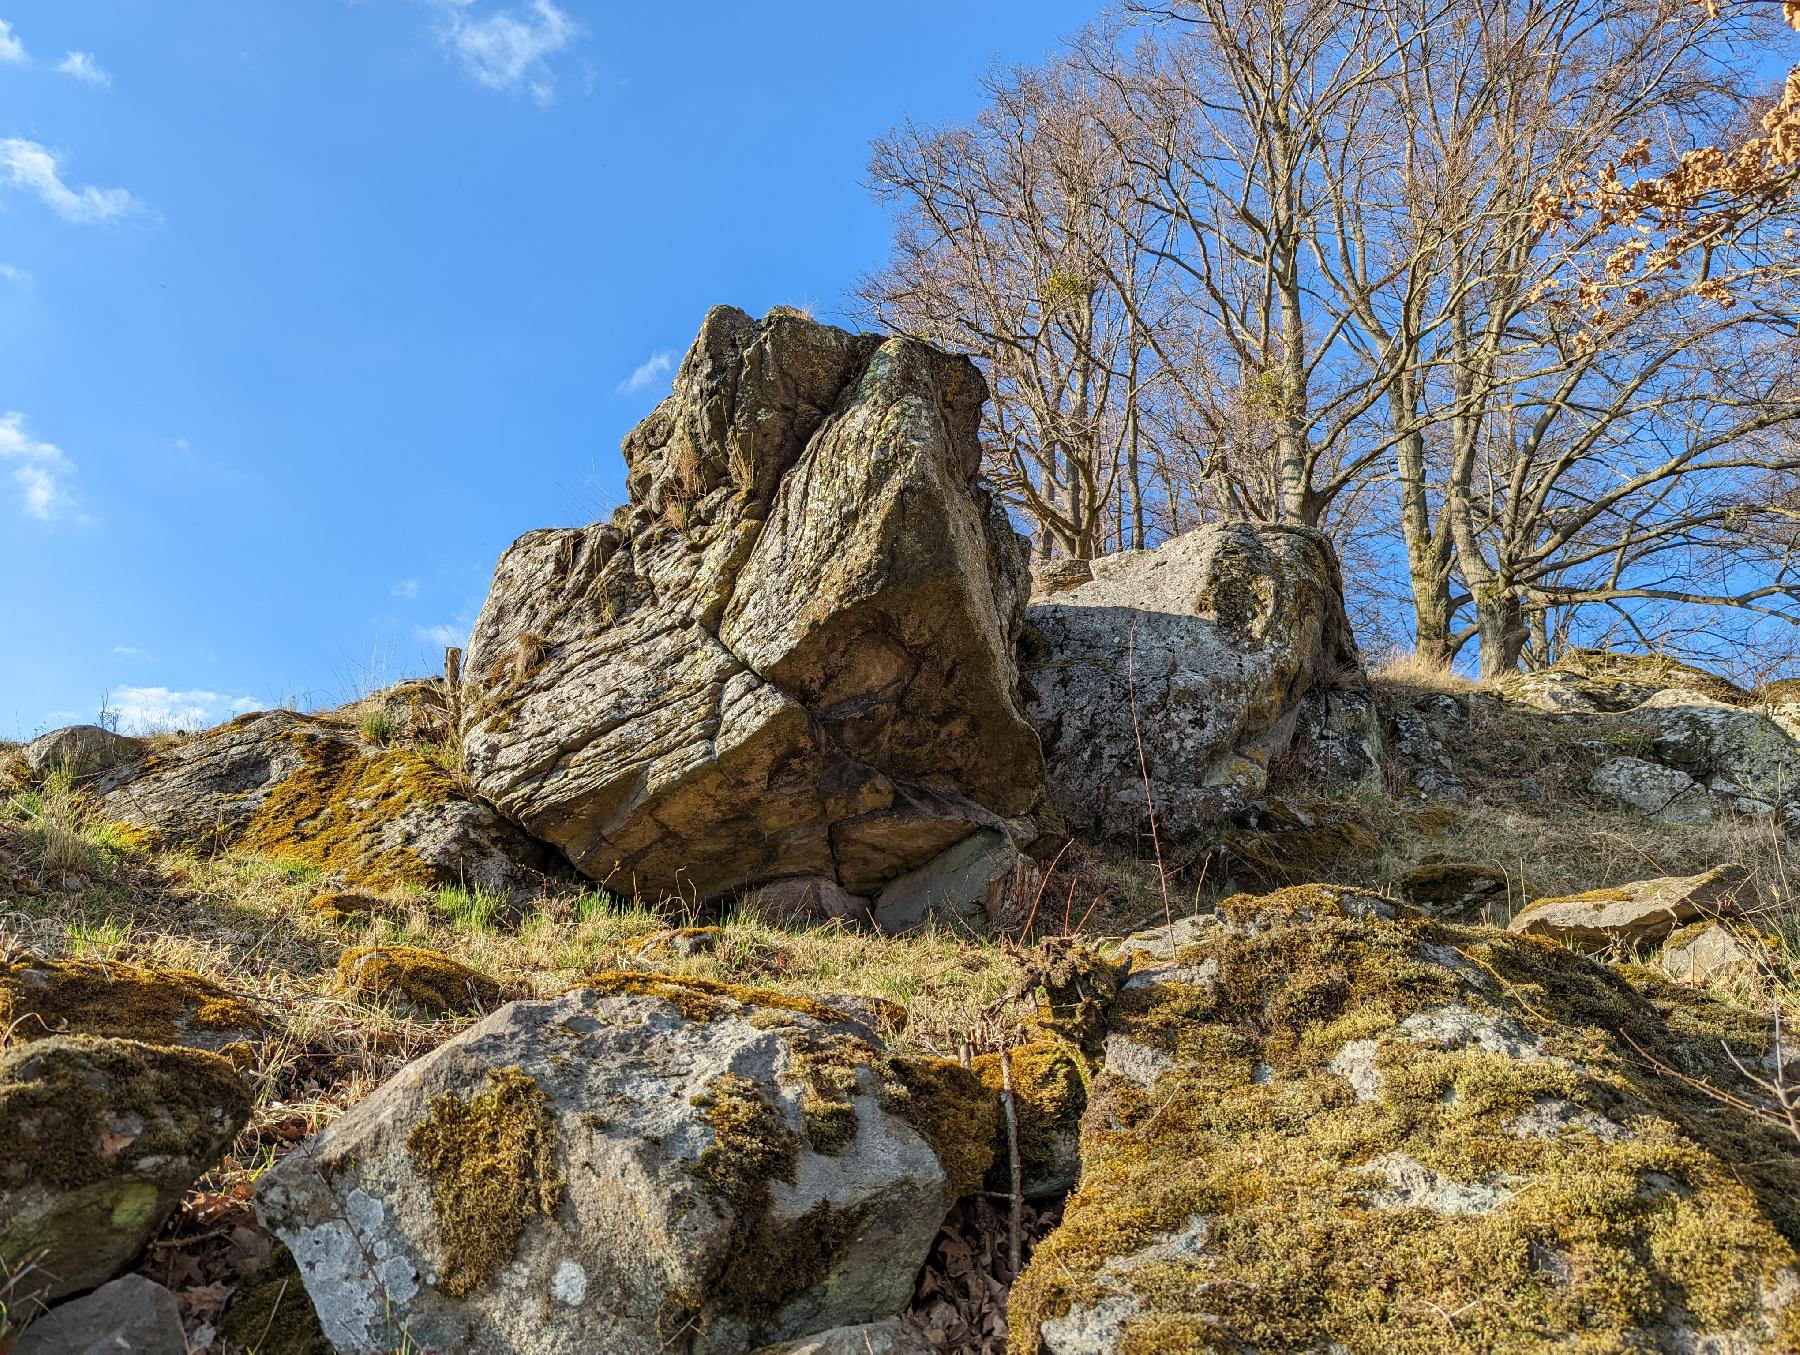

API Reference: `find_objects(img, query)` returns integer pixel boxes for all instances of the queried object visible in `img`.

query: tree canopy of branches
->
[860,0,1800,677]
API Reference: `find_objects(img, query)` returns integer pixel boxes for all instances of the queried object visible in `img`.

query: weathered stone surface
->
[24,725,147,780]
[14,1273,186,1355]
[871,829,1029,934]
[1,1036,250,1306]
[1507,864,1758,951]
[1397,860,1509,921]
[1023,523,1363,839]
[1589,755,1713,823]
[1661,921,1773,986]
[1213,800,1379,890]
[1010,885,1800,1354]
[256,977,994,1355]
[95,711,556,891]
[744,876,875,929]
[461,306,1042,907]
[752,1318,936,1355]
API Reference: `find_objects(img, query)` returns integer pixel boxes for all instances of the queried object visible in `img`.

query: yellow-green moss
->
[683,1070,884,1327]
[406,1066,562,1298]
[1011,937,1121,1051]
[217,1246,332,1355]
[877,1055,998,1198]
[1009,891,1800,1353]
[1545,648,1750,706]
[336,946,500,1016]
[0,956,264,1049]
[974,1040,1088,1193]
[235,727,463,889]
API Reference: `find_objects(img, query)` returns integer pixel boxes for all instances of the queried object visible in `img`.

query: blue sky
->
[0,0,1093,738]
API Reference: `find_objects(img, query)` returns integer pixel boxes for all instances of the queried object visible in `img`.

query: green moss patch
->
[974,1040,1088,1193]
[406,1065,562,1298]
[0,956,265,1051]
[217,1246,332,1355]
[235,727,465,889]
[336,946,500,1016]
[1010,888,1800,1353]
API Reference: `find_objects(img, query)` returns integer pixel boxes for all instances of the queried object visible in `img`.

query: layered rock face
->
[256,978,994,1355]
[1022,524,1364,837]
[461,306,1043,905]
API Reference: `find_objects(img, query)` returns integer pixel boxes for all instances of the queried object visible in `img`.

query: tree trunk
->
[1474,587,1528,679]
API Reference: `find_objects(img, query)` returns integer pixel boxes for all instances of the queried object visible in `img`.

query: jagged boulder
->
[1009,885,1800,1353]
[93,710,557,892]
[1021,524,1364,838]
[460,306,1042,911]
[255,974,996,1355]
[1,1036,251,1306]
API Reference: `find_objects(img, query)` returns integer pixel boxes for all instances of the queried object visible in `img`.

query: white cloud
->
[415,622,466,647]
[0,262,29,287]
[56,51,110,88]
[0,20,26,65]
[618,350,674,395]
[112,644,150,659]
[434,0,579,105]
[0,411,79,521]
[392,578,421,601]
[110,686,262,734]
[0,139,139,224]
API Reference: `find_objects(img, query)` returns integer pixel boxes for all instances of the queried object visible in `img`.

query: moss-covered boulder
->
[93,709,558,892]
[0,954,265,1052]
[1508,863,1758,952]
[256,981,994,1354]
[1009,884,1800,1353]
[335,945,501,1016]
[0,1036,251,1306]
[216,1246,332,1355]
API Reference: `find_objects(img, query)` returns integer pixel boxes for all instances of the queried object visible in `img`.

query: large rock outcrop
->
[1009,886,1800,1353]
[94,710,557,892]
[1022,524,1365,838]
[256,975,996,1355]
[460,306,1043,907]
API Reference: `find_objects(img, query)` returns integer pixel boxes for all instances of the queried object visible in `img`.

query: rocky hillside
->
[1,308,1796,1355]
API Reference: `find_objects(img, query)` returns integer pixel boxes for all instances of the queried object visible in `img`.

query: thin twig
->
[998,1046,1024,1279]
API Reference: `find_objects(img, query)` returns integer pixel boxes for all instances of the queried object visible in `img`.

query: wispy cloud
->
[56,51,110,88]
[0,20,26,65]
[415,622,466,647]
[110,686,262,734]
[0,139,140,224]
[0,412,80,522]
[0,263,30,288]
[433,0,579,106]
[392,578,421,601]
[112,644,151,659]
[618,350,674,395]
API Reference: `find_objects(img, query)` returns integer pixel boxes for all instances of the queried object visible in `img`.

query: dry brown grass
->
[1369,650,1489,696]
